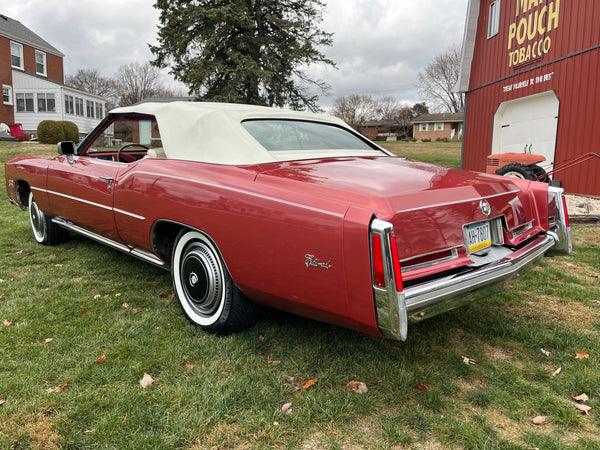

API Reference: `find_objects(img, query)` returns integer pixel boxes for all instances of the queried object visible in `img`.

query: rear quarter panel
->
[113,159,381,336]
[5,157,50,209]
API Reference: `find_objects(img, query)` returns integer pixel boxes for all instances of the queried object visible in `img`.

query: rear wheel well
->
[15,180,31,210]
[151,220,190,262]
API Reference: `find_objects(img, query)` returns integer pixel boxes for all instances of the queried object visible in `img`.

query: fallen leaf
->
[575,350,590,359]
[139,289,144,293]
[47,255,56,259]
[93,295,101,300]
[44,338,53,344]
[267,359,281,364]
[462,356,476,365]
[415,384,428,392]
[47,381,70,394]
[79,309,87,314]
[0,296,6,300]
[574,403,592,415]
[131,309,139,314]
[122,303,129,308]
[83,430,94,435]
[565,263,577,268]
[0,398,5,406]
[532,416,546,425]
[280,402,293,414]
[540,348,552,357]
[593,300,600,305]
[102,294,109,299]
[140,373,155,388]
[94,354,106,364]
[41,288,49,291]
[273,421,279,426]
[347,381,369,393]
[151,286,156,292]
[54,264,64,267]
[181,362,195,369]
[90,289,96,293]
[15,250,23,255]
[0,279,4,283]
[164,292,175,300]
[552,367,562,376]
[3,320,12,326]
[302,379,318,390]
[259,335,265,341]
[10,276,15,281]
[573,393,589,402]
[115,293,122,297]
[475,379,483,384]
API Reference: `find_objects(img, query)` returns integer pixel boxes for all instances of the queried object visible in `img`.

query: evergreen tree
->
[150,0,335,111]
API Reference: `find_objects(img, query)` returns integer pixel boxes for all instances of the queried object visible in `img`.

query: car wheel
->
[28,192,67,245]
[495,163,537,181]
[171,230,257,334]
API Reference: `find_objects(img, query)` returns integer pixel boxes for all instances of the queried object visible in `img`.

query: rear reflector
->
[372,234,385,288]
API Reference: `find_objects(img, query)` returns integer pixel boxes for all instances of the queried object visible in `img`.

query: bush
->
[60,121,79,142]
[37,120,79,144]
[37,120,64,144]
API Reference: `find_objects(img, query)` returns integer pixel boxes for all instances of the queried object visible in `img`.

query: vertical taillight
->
[388,233,403,292]
[371,220,403,292]
[372,234,386,288]
[561,195,570,228]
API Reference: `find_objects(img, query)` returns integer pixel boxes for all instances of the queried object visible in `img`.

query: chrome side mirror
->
[57,141,77,155]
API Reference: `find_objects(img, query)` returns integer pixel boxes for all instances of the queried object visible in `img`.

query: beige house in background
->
[411,113,464,142]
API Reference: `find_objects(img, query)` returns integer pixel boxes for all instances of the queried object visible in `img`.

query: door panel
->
[46,156,121,241]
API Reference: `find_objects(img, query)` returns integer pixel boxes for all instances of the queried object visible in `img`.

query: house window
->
[75,98,84,116]
[16,93,34,112]
[86,100,94,118]
[95,102,103,119]
[35,50,47,76]
[420,123,429,132]
[488,0,501,38]
[10,42,23,69]
[435,122,444,131]
[2,85,13,105]
[37,93,56,112]
[65,95,74,115]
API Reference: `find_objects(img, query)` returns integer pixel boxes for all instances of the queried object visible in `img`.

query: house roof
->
[13,70,107,101]
[0,14,65,57]
[411,113,464,124]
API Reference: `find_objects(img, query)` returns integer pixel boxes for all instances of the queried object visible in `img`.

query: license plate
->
[465,221,492,253]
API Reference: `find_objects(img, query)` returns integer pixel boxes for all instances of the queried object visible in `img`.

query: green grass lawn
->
[1,142,599,448]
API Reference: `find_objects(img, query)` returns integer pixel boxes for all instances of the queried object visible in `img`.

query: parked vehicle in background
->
[4,102,572,340]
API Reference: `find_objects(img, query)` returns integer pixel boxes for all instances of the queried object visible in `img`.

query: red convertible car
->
[4,102,572,340]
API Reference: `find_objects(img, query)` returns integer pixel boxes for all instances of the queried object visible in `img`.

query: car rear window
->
[241,119,377,152]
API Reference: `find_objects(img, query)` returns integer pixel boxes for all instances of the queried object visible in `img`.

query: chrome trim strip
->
[33,187,146,221]
[114,208,146,220]
[395,190,521,214]
[371,219,408,341]
[51,217,165,268]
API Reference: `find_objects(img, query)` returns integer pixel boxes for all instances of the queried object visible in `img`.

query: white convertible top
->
[110,102,384,165]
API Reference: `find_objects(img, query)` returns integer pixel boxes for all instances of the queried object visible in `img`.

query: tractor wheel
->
[529,164,551,183]
[495,163,537,181]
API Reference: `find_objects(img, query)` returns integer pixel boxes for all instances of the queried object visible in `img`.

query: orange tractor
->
[486,152,600,185]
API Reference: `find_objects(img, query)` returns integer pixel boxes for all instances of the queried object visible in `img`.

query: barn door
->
[491,91,559,170]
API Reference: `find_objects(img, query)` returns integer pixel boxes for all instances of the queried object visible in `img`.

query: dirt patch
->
[190,422,251,449]
[0,413,62,449]
[515,295,599,332]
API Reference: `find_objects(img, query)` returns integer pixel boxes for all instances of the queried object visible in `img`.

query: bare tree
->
[331,95,379,129]
[65,68,120,112]
[116,62,174,106]
[416,45,464,113]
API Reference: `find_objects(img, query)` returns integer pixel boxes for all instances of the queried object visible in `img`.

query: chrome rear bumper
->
[373,231,559,342]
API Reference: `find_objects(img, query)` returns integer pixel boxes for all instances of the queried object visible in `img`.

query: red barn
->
[457,0,600,195]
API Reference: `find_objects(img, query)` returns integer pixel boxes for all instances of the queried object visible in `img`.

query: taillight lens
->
[561,195,570,228]
[372,234,385,288]
[388,234,403,291]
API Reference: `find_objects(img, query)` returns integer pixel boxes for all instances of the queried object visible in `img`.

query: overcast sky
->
[3,0,469,108]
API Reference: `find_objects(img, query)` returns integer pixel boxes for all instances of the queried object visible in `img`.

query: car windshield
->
[241,119,378,152]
